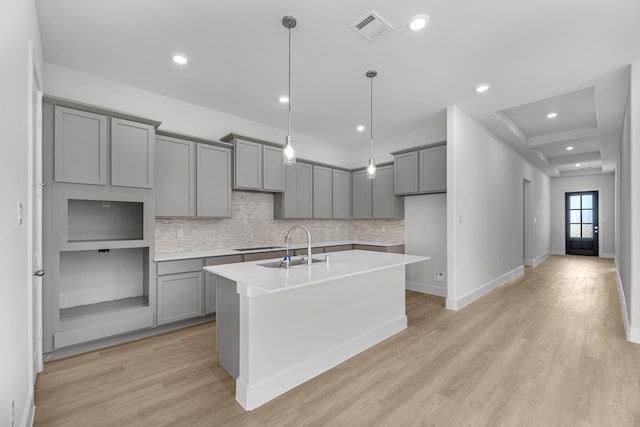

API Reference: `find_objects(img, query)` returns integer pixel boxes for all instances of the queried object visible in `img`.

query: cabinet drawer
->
[293,247,325,256]
[157,258,203,275]
[353,244,388,253]
[205,255,243,266]
[243,251,286,262]
[323,244,353,253]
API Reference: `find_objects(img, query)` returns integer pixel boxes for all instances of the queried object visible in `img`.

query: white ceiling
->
[35,0,640,176]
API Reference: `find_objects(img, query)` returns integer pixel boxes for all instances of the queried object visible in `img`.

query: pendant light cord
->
[369,74,373,158]
[287,26,292,135]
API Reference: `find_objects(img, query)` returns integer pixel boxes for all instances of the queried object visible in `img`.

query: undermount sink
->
[233,246,284,251]
[258,258,324,268]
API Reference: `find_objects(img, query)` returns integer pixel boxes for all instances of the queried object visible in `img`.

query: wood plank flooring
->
[34,256,640,426]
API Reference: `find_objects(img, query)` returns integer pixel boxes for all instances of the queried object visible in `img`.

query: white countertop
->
[204,249,429,298]
[154,240,404,262]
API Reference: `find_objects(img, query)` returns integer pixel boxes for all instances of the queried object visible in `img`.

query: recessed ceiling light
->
[576,163,581,167]
[475,84,491,93]
[546,112,558,119]
[172,54,188,65]
[409,14,430,31]
[566,146,574,151]
[356,125,365,132]
[279,95,289,103]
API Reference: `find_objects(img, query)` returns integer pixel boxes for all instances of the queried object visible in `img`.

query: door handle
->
[33,270,45,277]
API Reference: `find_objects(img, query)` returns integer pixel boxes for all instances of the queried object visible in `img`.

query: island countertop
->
[204,249,429,297]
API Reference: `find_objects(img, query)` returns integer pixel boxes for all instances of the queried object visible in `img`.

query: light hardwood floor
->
[35,256,640,426]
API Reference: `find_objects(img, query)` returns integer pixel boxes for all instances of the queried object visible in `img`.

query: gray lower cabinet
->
[156,258,204,325]
[155,135,196,217]
[274,162,313,219]
[352,170,372,218]
[54,106,107,185]
[197,144,232,217]
[419,145,447,193]
[111,118,155,189]
[394,151,418,195]
[372,165,404,219]
[204,254,243,314]
[332,169,352,219]
[313,165,333,219]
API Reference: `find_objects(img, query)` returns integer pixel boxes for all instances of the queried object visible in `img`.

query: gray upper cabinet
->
[262,145,285,192]
[394,151,418,195]
[372,165,404,219]
[197,144,232,218]
[313,165,333,219]
[54,106,107,185]
[155,135,195,217]
[233,139,262,190]
[275,162,313,219]
[111,118,155,188]
[352,170,372,219]
[419,145,447,193]
[332,169,352,219]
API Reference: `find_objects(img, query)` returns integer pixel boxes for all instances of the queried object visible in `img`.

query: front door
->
[565,191,599,256]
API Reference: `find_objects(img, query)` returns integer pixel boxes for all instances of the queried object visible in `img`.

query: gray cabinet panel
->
[156,258,203,276]
[234,139,262,190]
[275,162,312,219]
[157,272,203,325]
[54,106,107,185]
[217,276,239,378]
[197,144,232,218]
[373,165,403,219]
[352,170,372,219]
[332,169,352,219]
[297,163,313,218]
[263,145,285,192]
[313,165,332,219]
[419,145,447,193]
[111,118,155,188]
[204,272,217,314]
[155,136,195,217]
[394,151,418,194]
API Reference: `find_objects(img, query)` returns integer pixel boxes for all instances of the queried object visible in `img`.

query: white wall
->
[44,63,354,169]
[404,194,447,296]
[616,62,640,342]
[0,0,43,425]
[550,174,615,258]
[446,106,550,310]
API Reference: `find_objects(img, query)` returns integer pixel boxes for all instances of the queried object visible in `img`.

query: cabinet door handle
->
[33,270,45,277]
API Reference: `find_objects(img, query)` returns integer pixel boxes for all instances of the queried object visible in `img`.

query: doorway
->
[565,191,599,256]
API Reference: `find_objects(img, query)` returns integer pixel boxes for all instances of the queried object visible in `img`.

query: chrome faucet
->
[285,225,312,266]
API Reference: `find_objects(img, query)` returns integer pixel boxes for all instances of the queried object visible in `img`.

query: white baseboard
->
[532,252,550,266]
[551,250,565,256]
[615,268,640,344]
[600,253,615,259]
[236,316,407,410]
[406,281,447,297]
[21,390,35,427]
[445,266,525,311]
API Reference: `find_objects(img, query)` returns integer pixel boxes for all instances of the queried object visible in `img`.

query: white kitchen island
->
[204,249,429,410]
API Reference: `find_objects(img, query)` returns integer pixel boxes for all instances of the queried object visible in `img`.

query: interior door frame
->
[565,190,599,256]
[27,41,44,389]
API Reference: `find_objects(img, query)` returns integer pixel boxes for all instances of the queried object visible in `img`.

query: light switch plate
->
[17,202,23,225]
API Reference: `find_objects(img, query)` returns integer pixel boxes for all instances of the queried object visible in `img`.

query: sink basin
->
[233,246,284,251]
[258,258,324,268]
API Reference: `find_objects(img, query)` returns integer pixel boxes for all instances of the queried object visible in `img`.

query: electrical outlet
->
[434,271,445,282]
[10,400,15,427]
[177,228,184,238]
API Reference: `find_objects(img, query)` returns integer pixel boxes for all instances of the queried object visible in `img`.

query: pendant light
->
[366,70,377,179]
[282,16,297,165]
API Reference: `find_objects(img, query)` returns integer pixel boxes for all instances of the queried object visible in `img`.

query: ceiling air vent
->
[350,10,394,42]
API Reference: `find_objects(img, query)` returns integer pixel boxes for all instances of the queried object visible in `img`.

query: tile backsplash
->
[155,191,404,253]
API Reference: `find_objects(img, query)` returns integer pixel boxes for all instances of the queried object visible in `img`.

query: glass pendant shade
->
[283,135,296,165]
[366,156,376,179]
